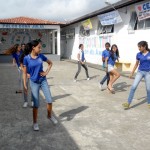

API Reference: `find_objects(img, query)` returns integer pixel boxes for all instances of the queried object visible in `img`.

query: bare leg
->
[47,103,52,118]
[108,69,120,90]
[33,108,38,123]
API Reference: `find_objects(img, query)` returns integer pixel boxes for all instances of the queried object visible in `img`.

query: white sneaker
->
[33,123,39,131]
[23,102,28,108]
[87,78,90,80]
[50,115,58,125]
[31,101,34,107]
[73,79,77,82]
[99,83,103,91]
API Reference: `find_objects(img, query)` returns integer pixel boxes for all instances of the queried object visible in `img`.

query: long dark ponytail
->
[3,44,20,55]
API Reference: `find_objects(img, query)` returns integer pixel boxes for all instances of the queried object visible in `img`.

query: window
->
[128,11,150,30]
[145,18,150,28]
[97,21,114,34]
[137,20,144,29]
[66,28,75,39]
[128,12,138,30]
[61,30,66,40]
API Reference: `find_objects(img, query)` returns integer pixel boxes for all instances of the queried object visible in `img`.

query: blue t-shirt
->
[136,52,150,71]
[106,52,118,66]
[23,54,48,82]
[102,49,110,67]
[12,51,23,67]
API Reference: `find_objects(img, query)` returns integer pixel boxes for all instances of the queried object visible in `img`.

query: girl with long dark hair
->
[105,44,120,93]
[23,40,57,131]
[4,44,23,93]
[123,41,150,109]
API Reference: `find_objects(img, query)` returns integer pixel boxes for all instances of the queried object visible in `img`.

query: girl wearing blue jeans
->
[123,41,150,109]
[23,40,57,131]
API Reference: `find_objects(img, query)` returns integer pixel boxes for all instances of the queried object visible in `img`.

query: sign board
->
[135,1,150,20]
[98,10,122,25]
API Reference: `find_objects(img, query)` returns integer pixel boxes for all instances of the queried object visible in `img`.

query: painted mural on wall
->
[0,29,52,54]
[79,35,113,56]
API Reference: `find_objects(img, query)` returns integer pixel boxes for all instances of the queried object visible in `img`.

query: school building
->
[61,0,149,71]
[0,0,149,71]
[0,17,62,62]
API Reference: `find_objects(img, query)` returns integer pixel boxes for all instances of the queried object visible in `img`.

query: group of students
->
[4,40,58,131]
[74,41,150,110]
[4,39,150,130]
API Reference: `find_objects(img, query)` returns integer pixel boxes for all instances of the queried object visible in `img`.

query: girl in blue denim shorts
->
[123,41,150,109]
[23,40,58,131]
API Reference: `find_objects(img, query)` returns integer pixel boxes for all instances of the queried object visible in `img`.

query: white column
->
[52,30,55,54]
[57,27,60,55]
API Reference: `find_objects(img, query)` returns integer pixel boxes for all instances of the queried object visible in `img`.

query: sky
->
[0,0,123,22]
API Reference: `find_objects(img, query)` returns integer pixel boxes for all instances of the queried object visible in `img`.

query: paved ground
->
[0,60,150,150]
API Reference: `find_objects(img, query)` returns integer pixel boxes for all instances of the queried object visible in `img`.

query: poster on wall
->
[135,1,150,20]
[98,10,122,25]
[81,19,93,30]
[79,35,113,56]
[0,29,52,54]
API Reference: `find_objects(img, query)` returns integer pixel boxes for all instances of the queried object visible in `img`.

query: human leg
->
[74,62,81,80]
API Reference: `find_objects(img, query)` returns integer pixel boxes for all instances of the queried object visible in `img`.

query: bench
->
[115,61,131,71]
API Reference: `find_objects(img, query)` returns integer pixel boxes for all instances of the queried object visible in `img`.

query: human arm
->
[40,59,53,77]
[129,60,139,78]
[12,58,16,66]
[23,66,28,94]
[105,57,108,72]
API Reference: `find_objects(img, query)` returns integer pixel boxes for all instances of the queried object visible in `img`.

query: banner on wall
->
[98,10,122,25]
[81,19,93,30]
[135,1,150,20]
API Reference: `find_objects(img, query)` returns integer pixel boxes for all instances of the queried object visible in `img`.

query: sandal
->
[107,87,115,94]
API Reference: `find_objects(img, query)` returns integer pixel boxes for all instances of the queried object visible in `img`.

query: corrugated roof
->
[0,16,64,25]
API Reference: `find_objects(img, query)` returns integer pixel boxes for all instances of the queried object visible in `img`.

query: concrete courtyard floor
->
[0,60,150,150]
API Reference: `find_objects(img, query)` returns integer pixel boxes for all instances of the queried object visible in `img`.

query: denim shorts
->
[29,78,52,108]
[108,64,114,72]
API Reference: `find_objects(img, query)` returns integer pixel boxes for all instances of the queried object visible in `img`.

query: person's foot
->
[23,102,28,108]
[16,90,22,94]
[107,87,115,94]
[49,115,58,125]
[87,78,90,81]
[122,102,130,109]
[33,123,39,131]
[99,83,103,91]
[73,79,77,82]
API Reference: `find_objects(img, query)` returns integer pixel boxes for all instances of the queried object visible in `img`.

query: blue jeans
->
[17,67,22,90]
[100,72,110,85]
[128,70,150,104]
[23,78,33,102]
[30,78,52,108]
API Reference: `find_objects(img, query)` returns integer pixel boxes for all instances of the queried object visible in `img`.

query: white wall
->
[61,1,150,67]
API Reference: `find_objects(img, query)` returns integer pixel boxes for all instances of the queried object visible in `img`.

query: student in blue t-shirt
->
[23,40,58,131]
[74,44,90,82]
[123,41,150,109]
[105,44,120,94]
[19,43,34,108]
[99,42,110,90]
[4,44,23,93]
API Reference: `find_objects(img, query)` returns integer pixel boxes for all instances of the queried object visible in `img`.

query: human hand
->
[27,73,30,78]
[40,71,47,77]
[129,74,134,79]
